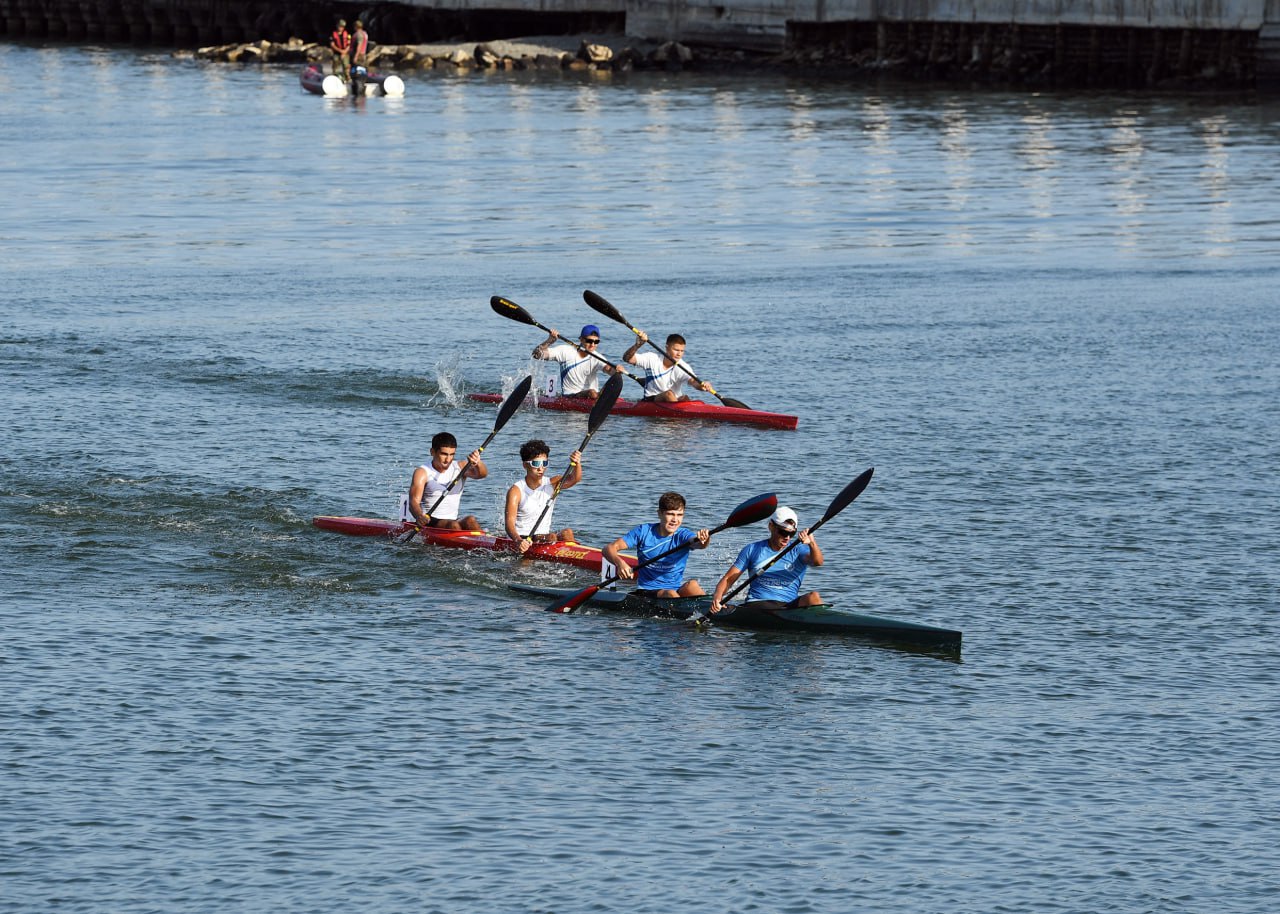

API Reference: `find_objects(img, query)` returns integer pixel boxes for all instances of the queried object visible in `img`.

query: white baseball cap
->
[770,506,798,530]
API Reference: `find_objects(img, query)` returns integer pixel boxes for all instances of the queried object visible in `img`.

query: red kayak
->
[467,393,798,430]
[311,516,636,573]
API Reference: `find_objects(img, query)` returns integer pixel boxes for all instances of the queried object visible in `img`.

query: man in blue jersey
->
[532,324,619,399]
[602,492,711,597]
[708,506,824,612]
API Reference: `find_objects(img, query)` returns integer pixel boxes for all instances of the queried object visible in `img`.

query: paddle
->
[694,467,875,620]
[520,372,625,546]
[394,374,533,545]
[545,492,778,614]
[489,295,646,389]
[581,289,751,410]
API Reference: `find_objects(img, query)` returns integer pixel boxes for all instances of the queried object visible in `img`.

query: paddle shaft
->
[491,296,644,387]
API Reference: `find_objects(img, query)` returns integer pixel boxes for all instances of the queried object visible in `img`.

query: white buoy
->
[381,75,405,97]
[321,75,348,98]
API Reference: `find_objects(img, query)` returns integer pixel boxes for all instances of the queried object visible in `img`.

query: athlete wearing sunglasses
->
[709,505,824,614]
[505,438,584,553]
[531,323,620,400]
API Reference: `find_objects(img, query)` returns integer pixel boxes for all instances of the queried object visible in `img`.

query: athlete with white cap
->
[532,323,619,399]
[708,505,824,613]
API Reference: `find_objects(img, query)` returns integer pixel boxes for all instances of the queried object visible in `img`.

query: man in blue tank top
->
[708,506,824,612]
[603,492,711,597]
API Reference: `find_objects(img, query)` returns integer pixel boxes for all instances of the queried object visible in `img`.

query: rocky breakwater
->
[184,35,708,73]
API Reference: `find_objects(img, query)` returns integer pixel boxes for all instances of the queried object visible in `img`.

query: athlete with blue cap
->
[531,323,619,399]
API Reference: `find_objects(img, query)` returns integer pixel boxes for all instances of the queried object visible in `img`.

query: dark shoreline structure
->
[3,0,1278,91]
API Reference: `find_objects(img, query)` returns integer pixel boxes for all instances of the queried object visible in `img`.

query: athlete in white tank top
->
[510,478,555,536]
[504,440,586,553]
[405,434,489,532]
[402,461,465,521]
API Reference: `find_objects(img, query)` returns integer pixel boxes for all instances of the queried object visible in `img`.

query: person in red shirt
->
[329,19,351,77]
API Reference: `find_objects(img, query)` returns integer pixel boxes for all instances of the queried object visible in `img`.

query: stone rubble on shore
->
[180,35,726,73]
[178,30,1252,88]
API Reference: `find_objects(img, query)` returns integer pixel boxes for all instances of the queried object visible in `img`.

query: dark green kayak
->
[509,583,962,650]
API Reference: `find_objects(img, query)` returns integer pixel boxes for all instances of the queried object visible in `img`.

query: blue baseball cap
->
[580,325,601,339]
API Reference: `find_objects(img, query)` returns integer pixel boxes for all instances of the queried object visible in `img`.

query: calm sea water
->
[3,43,1279,913]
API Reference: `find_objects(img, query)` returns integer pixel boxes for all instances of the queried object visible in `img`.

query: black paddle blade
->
[582,290,629,327]
[724,493,778,529]
[818,467,875,527]
[720,396,751,410]
[490,295,537,327]
[586,373,625,433]
[495,375,533,429]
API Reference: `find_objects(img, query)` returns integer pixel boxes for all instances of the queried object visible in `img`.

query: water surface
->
[2,44,1278,913]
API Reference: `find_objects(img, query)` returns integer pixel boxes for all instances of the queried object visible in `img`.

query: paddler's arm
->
[799,529,822,566]
[622,330,648,365]
[692,528,711,549]
[532,329,559,359]
[407,466,429,526]
[709,564,743,615]
[462,450,487,479]
[552,450,583,490]
[603,537,634,580]
[504,485,531,554]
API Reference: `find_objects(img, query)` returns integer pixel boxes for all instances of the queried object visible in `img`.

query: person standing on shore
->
[350,20,370,70]
[329,19,351,77]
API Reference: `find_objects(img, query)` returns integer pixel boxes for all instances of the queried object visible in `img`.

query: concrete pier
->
[2,0,1278,89]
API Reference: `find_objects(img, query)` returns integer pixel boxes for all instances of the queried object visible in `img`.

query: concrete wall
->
[626,0,1270,49]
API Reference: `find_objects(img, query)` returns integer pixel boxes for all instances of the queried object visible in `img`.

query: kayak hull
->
[312,516,634,572]
[300,63,405,98]
[510,583,961,649]
[468,392,798,430]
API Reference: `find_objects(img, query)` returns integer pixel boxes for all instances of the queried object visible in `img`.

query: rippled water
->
[3,43,1279,913]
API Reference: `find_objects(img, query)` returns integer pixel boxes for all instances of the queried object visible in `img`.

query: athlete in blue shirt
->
[603,492,711,597]
[709,505,824,612]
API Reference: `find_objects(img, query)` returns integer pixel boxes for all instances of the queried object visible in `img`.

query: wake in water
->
[430,354,467,408]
